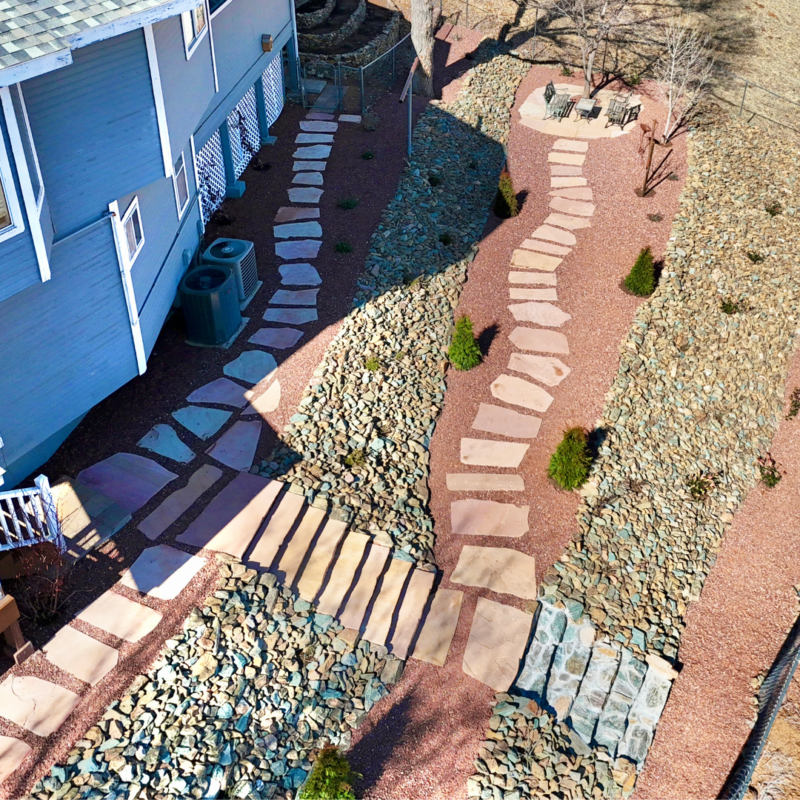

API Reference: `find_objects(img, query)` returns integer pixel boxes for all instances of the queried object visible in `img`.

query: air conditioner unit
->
[201,238,259,308]
[179,266,242,346]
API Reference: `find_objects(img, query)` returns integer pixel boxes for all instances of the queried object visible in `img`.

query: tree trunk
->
[411,0,435,97]
[583,45,597,98]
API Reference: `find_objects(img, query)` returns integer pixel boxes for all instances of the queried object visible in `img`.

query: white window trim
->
[190,134,205,230]
[144,24,173,179]
[172,152,190,218]
[0,130,25,245]
[120,197,145,267]
[14,85,44,212]
[209,0,234,19]
[181,2,209,60]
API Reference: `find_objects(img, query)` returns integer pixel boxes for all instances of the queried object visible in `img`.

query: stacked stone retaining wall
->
[298,0,366,51]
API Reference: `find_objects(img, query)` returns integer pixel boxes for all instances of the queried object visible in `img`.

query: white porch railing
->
[0,475,65,555]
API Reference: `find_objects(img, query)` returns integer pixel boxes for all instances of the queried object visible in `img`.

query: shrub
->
[361,150,374,160]
[687,472,716,500]
[747,251,763,263]
[494,167,519,218]
[721,298,749,315]
[667,172,680,181]
[344,449,366,468]
[628,72,642,86]
[560,64,573,76]
[335,241,353,254]
[448,316,482,371]
[758,453,782,488]
[647,213,663,223]
[338,198,359,210]
[765,202,782,217]
[786,387,800,420]
[439,233,454,246]
[298,745,360,800]
[428,173,442,187]
[364,357,381,371]
[548,427,591,490]
[624,247,656,296]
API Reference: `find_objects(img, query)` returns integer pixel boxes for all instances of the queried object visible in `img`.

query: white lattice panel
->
[263,56,284,127]
[228,87,260,180]
[196,130,226,224]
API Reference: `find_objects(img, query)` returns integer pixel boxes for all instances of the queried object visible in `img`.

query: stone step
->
[263,307,318,325]
[472,403,541,439]
[275,239,322,260]
[508,271,557,286]
[547,152,585,166]
[508,327,569,355]
[509,287,558,301]
[138,424,195,464]
[172,406,232,440]
[411,588,463,666]
[519,239,571,257]
[0,735,31,784]
[508,302,572,328]
[362,557,414,646]
[294,160,327,171]
[451,499,529,538]
[515,600,568,699]
[120,545,206,600]
[550,165,583,176]
[0,674,79,737]
[246,490,308,571]
[205,419,262,471]
[292,171,324,186]
[450,545,537,599]
[279,263,322,286]
[570,642,621,744]
[292,145,331,160]
[546,619,595,720]
[242,380,281,417]
[544,212,591,230]
[300,120,339,133]
[553,138,588,152]
[529,225,576,247]
[491,374,554,413]
[76,590,163,643]
[273,221,323,238]
[549,187,593,201]
[275,206,320,222]
[389,568,436,660]
[508,353,571,387]
[224,351,277,385]
[337,544,391,630]
[551,176,587,188]
[268,289,319,306]
[549,196,595,217]
[446,473,525,492]
[42,625,119,687]
[460,438,529,468]
[187,377,249,408]
[287,187,324,204]
[295,133,334,144]
[316,532,371,615]
[249,327,305,349]
[511,250,562,271]
[296,517,348,602]
[274,505,328,586]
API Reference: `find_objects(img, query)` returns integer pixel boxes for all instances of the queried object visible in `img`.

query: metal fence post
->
[392,47,396,85]
[740,80,749,117]
[408,78,413,157]
[360,67,366,116]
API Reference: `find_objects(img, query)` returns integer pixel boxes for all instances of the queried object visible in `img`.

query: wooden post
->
[35,474,65,553]
[0,594,34,665]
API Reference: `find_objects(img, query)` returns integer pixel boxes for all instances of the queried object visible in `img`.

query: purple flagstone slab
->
[138,424,195,464]
[300,120,339,133]
[205,420,262,471]
[119,545,205,600]
[172,406,232,440]
[275,239,322,259]
[187,377,248,408]
[293,160,327,171]
[292,145,331,159]
[288,187,324,203]
[295,133,334,144]
[249,327,304,349]
[275,207,320,223]
[263,307,318,324]
[273,221,323,238]
[268,289,319,306]
[223,350,277,385]
[292,172,324,186]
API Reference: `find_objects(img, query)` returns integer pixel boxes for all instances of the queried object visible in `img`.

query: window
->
[121,198,144,265]
[0,179,10,231]
[0,135,24,243]
[181,3,208,58]
[173,152,189,217]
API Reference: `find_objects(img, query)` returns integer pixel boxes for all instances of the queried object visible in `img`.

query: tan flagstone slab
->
[510,288,558,301]
[187,377,248,408]
[276,505,328,586]
[242,379,281,417]
[247,491,307,571]
[491,375,554,412]
[511,250,562,272]
[176,473,282,557]
[272,221,323,238]
[472,402,541,439]
[120,545,206,600]
[550,196,595,217]
[451,546,537,599]
[300,120,338,133]
[292,172,324,186]
[549,187,594,201]
[529,225,576,246]
[508,302,571,328]
[462,597,533,691]
[412,588,463,666]
[508,271,557,285]
[0,675,79,737]
[451,499,529,537]
[446,473,525,491]
[43,626,119,686]
[547,152,585,166]
[316,532,371,615]
[390,568,436,660]
[204,420,262,471]
[519,239,571,257]
[295,133,334,144]
[287,187,323,204]
[0,735,31,784]
[544,213,592,230]
[268,289,319,306]
[460,438,529,468]
[362,557,414,645]
[509,353,571,386]
[550,165,583,176]
[293,145,331,159]
[509,327,570,354]
[338,544,391,630]
[249,327,304,349]
[296,518,348,602]
[77,590,163,642]
[275,207,320,223]
[553,139,588,152]
[293,161,327,171]
[551,176,587,188]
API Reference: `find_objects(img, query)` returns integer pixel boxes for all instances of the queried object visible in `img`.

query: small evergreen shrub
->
[298,745,360,800]
[721,298,749,315]
[494,167,519,218]
[628,72,642,86]
[428,173,442,187]
[448,316,482,371]
[335,241,353,254]
[747,251,763,263]
[439,233,454,246]
[548,427,591,490]
[647,213,663,223]
[560,64,573,76]
[361,150,374,160]
[786,387,800,420]
[624,247,656,296]
[667,172,680,181]
[687,472,716,500]
[364,357,382,371]
[765,202,782,217]
[344,449,366,468]
[758,453,782,488]
[338,198,359,210]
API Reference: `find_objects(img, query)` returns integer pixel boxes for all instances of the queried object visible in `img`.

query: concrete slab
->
[187,377,248,408]
[300,120,339,133]
[292,145,331,159]
[551,176,588,188]
[275,505,327,586]
[263,307,318,325]
[138,465,223,540]
[446,473,525,492]
[511,250,562,272]
[509,353,572,386]
[78,590,163,642]
[275,207,320,222]
[338,544,392,630]
[317,532,371,615]
[508,302,572,327]
[295,133,334,144]
[550,196,595,217]
[249,327,304,349]
[138,424,195,464]
[451,499,529,538]
[510,288,558,301]
[451,546,537,599]
[77,454,177,515]
[553,139,588,152]
[268,289,319,306]
[472,403,542,439]
[275,239,321,259]
[550,186,594,201]
[176,473,282,557]
[279,263,322,285]
[242,379,281,417]
[460,438,529,468]
[390,568,436,660]
[246,490,307,570]
[529,225,577,246]
[491,374,554,412]
[224,351,277,385]
[462,598,533,692]
[519,239,571,257]
[287,187,324,204]
[296,518,348,602]
[509,327,570,355]
[293,161,327,171]
[550,165,584,176]
[0,735,31,784]
[292,172,324,186]
[120,544,206,599]
[412,589,463,666]
[339,114,362,123]
[362,557,414,646]
[0,675,79,737]
[547,152,585,166]
[306,111,335,120]
[544,213,592,230]
[43,626,118,686]
[172,406,231,440]
[205,420,262,471]
[508,271,557,285]
[273,221,323,238]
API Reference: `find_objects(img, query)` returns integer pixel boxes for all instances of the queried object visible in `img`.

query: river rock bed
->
[259,46,531,563]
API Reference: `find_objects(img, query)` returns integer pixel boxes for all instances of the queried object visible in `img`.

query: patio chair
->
[605,91,633,128]
[544,81,574,121]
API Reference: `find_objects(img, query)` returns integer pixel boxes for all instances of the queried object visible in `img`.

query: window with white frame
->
[173,152,189,217]
[181,3,208,58]
[121,198,144,265]
[0,135,24,242]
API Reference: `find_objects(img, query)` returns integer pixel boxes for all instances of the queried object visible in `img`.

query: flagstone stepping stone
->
[77,590,162,643]
[263,307,318,325]
[509,327,570,354]
[508,271,557,285]
[412,589,463,666]
[275,239,321,259]
[297,518,348,602]
[520,238,571,257]
[243,379,281,417]
[275,505,327,585]
[280,263,322,285]
[171,406,231,440]
[530,225,577,246]
[363,557,414,645]
[269,289,319,306]
[460,438,529,468]
[224,350,277,385]
[300,120,339,133]
[247,490,307,570]
[510,288,558,301]
[295,133,334,144]
[551,176,588,188]
[551,165,583,176]
[390,568,436,660]
[550,186,594,201]
[491,374,554,412]
[120,544,206,599]
[187,377,248,408]
[451,499,529,537]
[77,453,177,515]
[292,171,324,186]
[550,196,595,217]
[544,212,592,230]
[249,327,304,349]
[509,302,572,328]
[288,187,324,203]
[317,532,371,615]
[205,420,262,471]
[43,626,118,686]
[446,473,525,492]
[273,221,323,238]
[275,206,320,223]
[138,465,224,540]
[176,473,282,557]
[339,114,362,123]
[462,598,533,692]
[0,735,31,784]
[472,402,542,439]
[307,111,335,120]
[511,250,562,271]
[294,160,327,171]
[547,152,585,166]
[0,675,79,737]
[338,544,392,630]
[553,138,588,152]
[451,546,537,600]
[293,145,331,159]
[509,353,572,386]
[137,424,195,464]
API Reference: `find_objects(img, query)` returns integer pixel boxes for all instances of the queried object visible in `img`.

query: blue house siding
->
[21,30,164,236]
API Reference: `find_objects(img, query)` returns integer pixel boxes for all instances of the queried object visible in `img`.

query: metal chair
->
[544,81,574,121]
[605,91,634,128]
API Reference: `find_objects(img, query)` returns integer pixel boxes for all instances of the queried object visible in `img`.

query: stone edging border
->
[298,0,366,51]
[296,0,336,30]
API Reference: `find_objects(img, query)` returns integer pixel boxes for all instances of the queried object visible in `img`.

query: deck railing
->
[0,475,65,555]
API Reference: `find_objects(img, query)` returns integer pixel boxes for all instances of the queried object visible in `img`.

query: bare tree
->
[411,0,435,97]
[654,16,714,142]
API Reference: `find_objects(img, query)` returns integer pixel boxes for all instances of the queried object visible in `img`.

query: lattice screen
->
[227,87,260,180]
[196,130,226,225]
[262,55,284,127]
